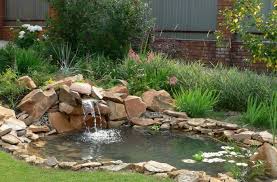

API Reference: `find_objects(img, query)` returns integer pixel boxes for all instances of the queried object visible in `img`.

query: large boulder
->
[44,74,83,90]
[107,101,127,121]
[1,133,21,145]
[130,118,159,126]
[142,90,175,112]
[144,161,176,173]
[2,117,26,131]
[109,85,129,95]
[0,106,15,120]
[70,82,92,95]
[124,96,146,118]
[252,131,276,144]
[59,102,83,115]
[17,89,58,125]
[48,112,74,133]
[18,76,37,89]
[251,143,277,177]
[59,85,80,106]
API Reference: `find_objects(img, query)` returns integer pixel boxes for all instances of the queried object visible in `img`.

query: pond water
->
[35,128,226,175]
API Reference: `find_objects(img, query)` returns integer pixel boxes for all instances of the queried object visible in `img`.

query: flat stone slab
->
[144,160,176,173]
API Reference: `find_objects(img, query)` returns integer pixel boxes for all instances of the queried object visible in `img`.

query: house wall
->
[0,0,269,71]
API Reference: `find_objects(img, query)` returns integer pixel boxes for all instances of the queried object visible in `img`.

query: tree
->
[217,0,277,70]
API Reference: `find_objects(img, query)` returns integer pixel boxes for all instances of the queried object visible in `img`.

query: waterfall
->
[81,99,103,132]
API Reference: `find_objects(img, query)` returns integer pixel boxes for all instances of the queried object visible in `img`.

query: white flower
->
[19,31,25,36]
[34,25,43,32]
[228,160,236,163]
[18,34,24,39]
[22,24,31,28]
[203,158,226,163]
[203,152,224,158]
[26,25,42,32]
[182,159,196,164]
[236,163,248,167]
[230,152,237,156]
[221,146,235,151]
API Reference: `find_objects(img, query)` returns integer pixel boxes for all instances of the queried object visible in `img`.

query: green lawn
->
[0,151,172,182]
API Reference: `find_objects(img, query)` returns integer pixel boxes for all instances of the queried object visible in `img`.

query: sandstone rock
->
[59,102,82,115]
[163,110,188,118]
[17,112,29,120]
[144,161,176,173]
[16,130,26,137]
[69,115,85,130]
[97,103,111,115]
[91,86,104,99]
[18,76,37,89]
[108,120,127,128]
[175,170,200,182]
[109,85,129,95]
[44,74,83,90]
[251,143,277,177]
[72,162,102,171]
[101,160,123,166]
[130,118,158,126]
[1,142,21,152]
[232,131,255,142]
[70,82,91,95]
[17,88,58,125]
[142,90,175,112]
[1,134,21,145]
[0,106,15,120]
[59,162,77,169]
[160,123,170,130]
[243,139,262,146]
[252,131,276,144]
[48,112,74,133]
[187,118,205,127]
[32,140,46,148]
[124,96,146,118]
[154,173,169,178]
[107,101,127,121]
[143,111,164,119]
[0,125,12,137]
[103,92,124,103]
[223,130,235,139]
[100,163,131,172]
[217,122,239,130]
[25,155,37,163]
[59,85,78,106]
[3,117,27,131]
[129,162,146,173]
[28,125,50,133]
[45,156,59,167]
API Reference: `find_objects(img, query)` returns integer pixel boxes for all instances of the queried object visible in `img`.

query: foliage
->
[50,43,78,75]
[218,0,277,69]
[117,53,275,111]
[0,151,171,182]
[192,151,204,162]
[0,69,26,108]
[242,97,269,127]
[47,0,153,58]
[14,24,43,49]
[150,124,161,132]
[0,44,16,73]
[242,94,277,129]
[174,88,219,118]
[269,93,277,144]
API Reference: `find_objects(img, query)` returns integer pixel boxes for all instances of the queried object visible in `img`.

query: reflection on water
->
[36,128,226,175]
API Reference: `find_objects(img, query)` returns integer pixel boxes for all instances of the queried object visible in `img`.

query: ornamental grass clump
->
[174,88,219,118]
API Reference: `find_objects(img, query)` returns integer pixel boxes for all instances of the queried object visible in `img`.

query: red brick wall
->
[0,0,4,39]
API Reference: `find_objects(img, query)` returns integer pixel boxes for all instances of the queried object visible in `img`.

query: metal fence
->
[5,0,49,25]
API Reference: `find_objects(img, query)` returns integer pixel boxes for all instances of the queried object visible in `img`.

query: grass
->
[0,151,172,182]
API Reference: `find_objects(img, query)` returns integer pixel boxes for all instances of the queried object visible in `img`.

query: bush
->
[47,0,152,58]
[14,24,43,49]
[0,44,16,73]
[174,88,219,118]
[0,69,26,108]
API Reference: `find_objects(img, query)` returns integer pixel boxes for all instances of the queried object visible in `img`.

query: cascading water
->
[81,99,122,144]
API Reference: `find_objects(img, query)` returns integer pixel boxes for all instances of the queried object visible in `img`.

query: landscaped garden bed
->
[0,0,277,181]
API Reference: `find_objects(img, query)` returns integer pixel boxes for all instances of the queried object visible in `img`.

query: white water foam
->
[81,129,122,144]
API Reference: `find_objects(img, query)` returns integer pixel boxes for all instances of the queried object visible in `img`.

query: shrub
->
[47,0,153,58]
[14,24,43,49]
[174,88,219,118]
[218,0,277,69]
[0,69,26,108]
[14,48,45,75]
[242,97,269,127]
[0,44,16,73]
